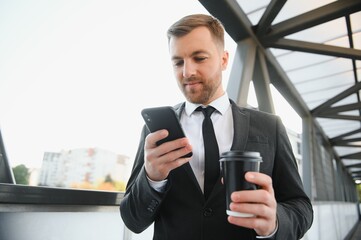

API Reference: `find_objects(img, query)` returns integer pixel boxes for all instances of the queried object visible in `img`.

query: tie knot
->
[196,106,216,118]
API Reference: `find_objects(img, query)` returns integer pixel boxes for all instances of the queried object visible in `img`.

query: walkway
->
[348,220,361,240]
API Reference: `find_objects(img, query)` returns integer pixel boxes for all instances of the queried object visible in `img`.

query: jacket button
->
[147,200,159,212]
[203,208,213,217]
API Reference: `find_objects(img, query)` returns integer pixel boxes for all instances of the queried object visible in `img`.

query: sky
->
[0,0,301,169]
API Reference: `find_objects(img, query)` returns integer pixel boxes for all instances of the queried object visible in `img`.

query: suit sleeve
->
[119,125,170,233]
[272,116,313,239]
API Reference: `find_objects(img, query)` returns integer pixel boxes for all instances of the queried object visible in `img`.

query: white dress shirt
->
[180,93,233,193]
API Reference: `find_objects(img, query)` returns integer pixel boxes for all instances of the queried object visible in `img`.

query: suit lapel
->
[230,99,250,151]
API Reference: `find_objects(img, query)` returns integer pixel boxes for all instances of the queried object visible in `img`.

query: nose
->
[182,61,196,78]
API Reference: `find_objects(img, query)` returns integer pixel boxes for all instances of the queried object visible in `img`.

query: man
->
[120,14,313,239]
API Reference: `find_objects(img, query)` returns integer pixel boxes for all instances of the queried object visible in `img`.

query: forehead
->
[169,26,219,58]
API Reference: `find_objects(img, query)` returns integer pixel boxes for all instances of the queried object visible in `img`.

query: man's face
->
[169,26,228,105]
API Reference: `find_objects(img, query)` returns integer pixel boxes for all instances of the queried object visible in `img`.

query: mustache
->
[183,76,201,83]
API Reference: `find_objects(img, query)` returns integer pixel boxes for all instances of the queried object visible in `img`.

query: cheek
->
[201,64,219,78]
[173,68,183,79]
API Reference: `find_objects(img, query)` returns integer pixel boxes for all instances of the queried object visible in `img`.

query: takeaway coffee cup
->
[220,151,262,217]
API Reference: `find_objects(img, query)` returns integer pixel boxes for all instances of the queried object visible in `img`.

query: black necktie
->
[197,106,220,199]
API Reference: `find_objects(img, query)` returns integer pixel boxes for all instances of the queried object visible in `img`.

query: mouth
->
[185,82,199,86]
[184,81,202,92]
[184,80,202,87]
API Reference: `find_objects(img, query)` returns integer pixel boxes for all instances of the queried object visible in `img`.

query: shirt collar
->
[184,92,230,116]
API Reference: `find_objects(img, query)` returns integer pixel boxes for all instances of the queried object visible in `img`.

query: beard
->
[179,76,221,104]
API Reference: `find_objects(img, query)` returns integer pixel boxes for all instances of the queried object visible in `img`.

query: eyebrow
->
[171,50,210,61]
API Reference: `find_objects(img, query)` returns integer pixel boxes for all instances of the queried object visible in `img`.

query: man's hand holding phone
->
[144,129,192,181]
[141,106,193,181]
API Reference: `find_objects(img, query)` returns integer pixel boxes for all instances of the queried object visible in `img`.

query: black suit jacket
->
[120,100,313,240]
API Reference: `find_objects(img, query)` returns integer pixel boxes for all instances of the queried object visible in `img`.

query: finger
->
[156,137,192,158]
[229,201,273,219]
[164,155,191,170]
[228,215,272,234]
[245,172,274,194]
[144,130,169,150]
[231,189,275,207]
[230,173,276,207]
[228,200,277,236]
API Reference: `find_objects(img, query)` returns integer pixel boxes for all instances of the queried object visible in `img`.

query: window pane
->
[247,83,302,171]
[0,0,227,191]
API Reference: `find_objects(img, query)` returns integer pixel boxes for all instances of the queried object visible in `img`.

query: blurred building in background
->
[37,147,130,191]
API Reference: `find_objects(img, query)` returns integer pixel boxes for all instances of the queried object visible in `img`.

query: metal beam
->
[341,151,361,159]
[333,143,361,148]
[330,128,361,142]
[199,0,254,42]
[315,114,361,121]
[312,81,361,114]
[255,0,287,36]
[0,130,16,184]
[252,49,275,113]
[227,39,257,107]
[302,117,314,199]
[345,163,361,168]
[265,0,361,39]
[318,102,361,115]
[345,14,361,119]
[332,137,361,146]
[264,38,361,60]
[351,174,361,178]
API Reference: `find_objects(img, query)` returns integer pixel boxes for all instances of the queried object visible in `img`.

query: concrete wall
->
[302,202,359,240]
[0,205,124,240]
[125,201,360,240]
[0,201,359,240]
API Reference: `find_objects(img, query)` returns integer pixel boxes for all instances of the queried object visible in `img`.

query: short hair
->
[167,14,225,49]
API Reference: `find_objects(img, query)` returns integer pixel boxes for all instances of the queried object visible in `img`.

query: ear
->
[221,50,229,71]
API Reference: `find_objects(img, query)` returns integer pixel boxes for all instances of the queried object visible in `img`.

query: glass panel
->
[325,35,351,48]
[295,71,354,95]
[287,17,347,44]
[353,32,361,50]
[0,0,238,190]
[247,81,258,108]
[276,52,335,72]
[334,146,361,157]
[273,0,336,24]
[270,85,302,134]
[286,58,353,84]
[351,12,361,33]
[248,8,267,26]
[269,48,292,57]
[316,118,360,138]
[236,0,270,15]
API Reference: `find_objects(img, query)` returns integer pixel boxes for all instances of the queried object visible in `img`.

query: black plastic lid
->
[220,151,262,161]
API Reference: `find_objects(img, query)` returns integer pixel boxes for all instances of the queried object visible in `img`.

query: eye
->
[194,56,207,62]
[173,60,184,67]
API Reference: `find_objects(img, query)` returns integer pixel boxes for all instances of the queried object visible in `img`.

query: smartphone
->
[141,106,192,158]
